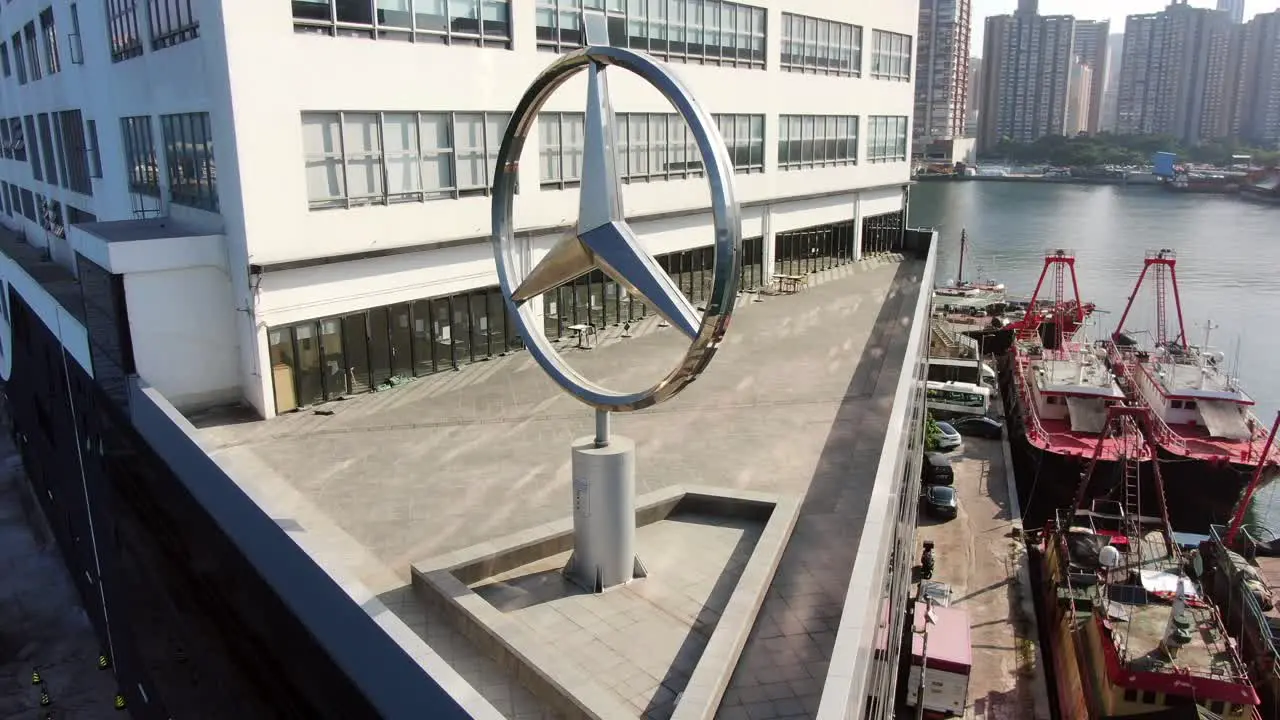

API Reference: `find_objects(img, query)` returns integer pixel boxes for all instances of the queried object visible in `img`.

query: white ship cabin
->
[1133,349,1255,440]
[1029,349,1125,433]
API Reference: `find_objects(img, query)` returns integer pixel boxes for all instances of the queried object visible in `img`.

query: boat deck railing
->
[1107,344,1190,455]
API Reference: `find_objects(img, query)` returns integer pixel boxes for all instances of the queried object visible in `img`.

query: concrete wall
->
[123,266,240,411]
[817,229,937,720]
[125,378,483,720]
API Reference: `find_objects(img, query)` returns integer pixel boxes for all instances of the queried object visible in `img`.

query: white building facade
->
[0,0,916,421]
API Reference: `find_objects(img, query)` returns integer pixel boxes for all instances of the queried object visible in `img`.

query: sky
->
[970,0,1273,57]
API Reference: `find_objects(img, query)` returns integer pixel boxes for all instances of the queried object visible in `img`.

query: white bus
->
[928,357,997,387]
[926,380,992,417]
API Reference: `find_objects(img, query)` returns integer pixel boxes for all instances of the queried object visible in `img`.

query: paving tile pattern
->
[473,515,762,719]
[196,254,922,719]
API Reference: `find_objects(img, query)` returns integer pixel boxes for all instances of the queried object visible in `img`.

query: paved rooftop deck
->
[195,254,923,718]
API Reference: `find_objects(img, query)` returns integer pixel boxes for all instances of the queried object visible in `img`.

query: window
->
[10,118,26,162]
[41,197,64,238]
[535,0,766,69]
[106,0,143,61]
[615,112,698,182]
[712,114,764,174]
[0,182,9,217]
[11,32,25,84]
[870,30,911,81]
[24,22,41,81]
[301,110,510,209]
[867,116,908,162]
[292,0,512,48]
[85,119,101,178]
[39,8,59,75]
[0,42,9,77]
[538,112,585,189]
[161,112,218,211]
[780,13,860,76]
[37,113,58,185]
[0,121,9,160]
[778,115,858,170]
[57,110,93,195]
[24,116,41,181]
[149,0,198,49]
[20,187,35,221]
[68,4,85,64]
[121,116,160,196]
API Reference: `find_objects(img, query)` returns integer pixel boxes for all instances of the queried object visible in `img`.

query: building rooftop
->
[0,226,84,323]
[76,217,212,244]
[191,256,924,719]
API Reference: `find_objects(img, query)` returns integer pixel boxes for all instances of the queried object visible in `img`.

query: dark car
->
[922,484,959,519]
[921,452,955,485]
[951,415,1004,439]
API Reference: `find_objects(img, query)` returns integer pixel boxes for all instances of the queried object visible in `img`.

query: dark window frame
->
[149,0,199,50]
[160,111,218,212]
[292,0,513,49]
[120,115,160,197]
[106,0,144,62]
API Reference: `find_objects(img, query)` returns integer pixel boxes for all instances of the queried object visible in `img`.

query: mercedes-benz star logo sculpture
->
[490,26,742,414]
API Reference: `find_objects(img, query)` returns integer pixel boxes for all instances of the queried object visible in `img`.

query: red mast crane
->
[1112,249,1189,351]
[1224,412,1280,547]
[1018,249,1085,347]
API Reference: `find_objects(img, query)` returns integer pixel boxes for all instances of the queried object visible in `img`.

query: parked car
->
[950,415,1004,439]
[934,421,962,450]
[921,452,955,485]
[922,484,959,520]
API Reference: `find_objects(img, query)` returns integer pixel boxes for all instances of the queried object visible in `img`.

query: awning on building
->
[1197,400,1252,440]
[1066,397,1108,434]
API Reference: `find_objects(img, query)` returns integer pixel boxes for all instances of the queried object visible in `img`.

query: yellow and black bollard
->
[113,694,126,711]
[98,654,110,670]
[31,668,42,685]
[39,688,51,706]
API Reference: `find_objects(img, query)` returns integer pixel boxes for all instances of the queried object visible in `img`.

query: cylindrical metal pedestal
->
[563,434,646,592]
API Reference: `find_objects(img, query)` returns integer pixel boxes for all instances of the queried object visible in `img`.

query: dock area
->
[911,433,1051,720]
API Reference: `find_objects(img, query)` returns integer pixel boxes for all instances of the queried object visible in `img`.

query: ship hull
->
[998,355,1150,529]
[1198,540,1280,716]
[1033,545,1097,720]
[1157,449,1272,532]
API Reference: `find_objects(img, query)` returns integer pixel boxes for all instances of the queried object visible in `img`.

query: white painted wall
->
[123,266,240,411]
[219,1,916,266]
[0,0,918,419]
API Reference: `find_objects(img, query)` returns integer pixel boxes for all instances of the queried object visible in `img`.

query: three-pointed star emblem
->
[508,59,703,341]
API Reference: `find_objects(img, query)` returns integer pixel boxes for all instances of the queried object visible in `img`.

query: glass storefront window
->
[267,284,522,411]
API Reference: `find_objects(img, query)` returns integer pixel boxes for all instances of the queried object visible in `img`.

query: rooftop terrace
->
[192,255,925,718]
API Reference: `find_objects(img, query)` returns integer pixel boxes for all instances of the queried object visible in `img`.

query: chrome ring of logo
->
[491,45,742,413]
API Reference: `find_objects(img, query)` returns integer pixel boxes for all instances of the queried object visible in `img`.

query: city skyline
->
[971,0,1268,55]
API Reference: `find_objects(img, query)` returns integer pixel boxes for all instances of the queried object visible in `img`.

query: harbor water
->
[908,181,1280,533]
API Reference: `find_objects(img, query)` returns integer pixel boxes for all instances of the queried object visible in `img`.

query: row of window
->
[0,10,60,86]
[302,111,508,210]
[537,111,764,189]
[118,112,218,211]
[289,0,910,82]
[535,0,766,68]
[268,286,524,412]
[0,111,102,196]
[0,178,96,237]
[107,0,199,61]
[292,0,512,46]
[866,116,910,163]
[779,12,860,77]
[777,115,858,171]
[267,215,893,409]
[869,30,912,82]
[300,110,908,209]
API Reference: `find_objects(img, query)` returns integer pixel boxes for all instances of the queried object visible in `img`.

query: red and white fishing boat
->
[1001,250,1148,525]
[1039,405,1261,720]
[1107,249,1279,526]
